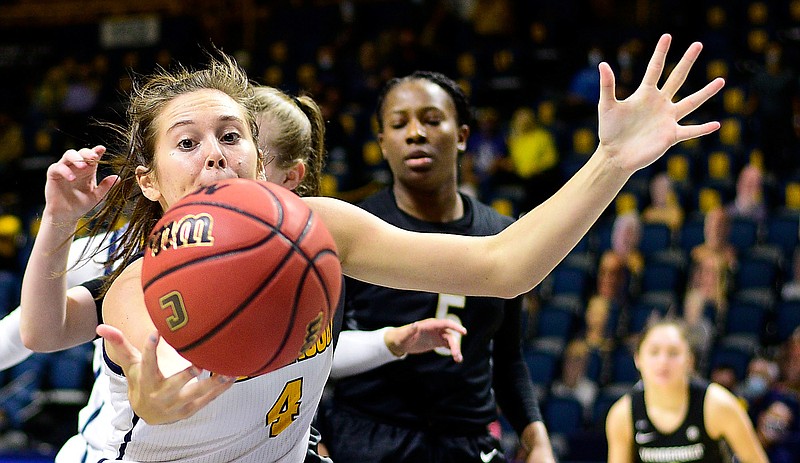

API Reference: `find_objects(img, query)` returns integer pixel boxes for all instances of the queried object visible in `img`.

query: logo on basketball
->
[158,290,189,332]
[301,312,325,352]
[147,213,215,257]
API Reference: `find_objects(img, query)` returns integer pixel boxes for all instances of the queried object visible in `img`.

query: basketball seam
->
[169,212,332,364]
[252,248,339,374]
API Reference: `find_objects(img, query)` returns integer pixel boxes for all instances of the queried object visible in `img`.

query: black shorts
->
[317,404,507,463]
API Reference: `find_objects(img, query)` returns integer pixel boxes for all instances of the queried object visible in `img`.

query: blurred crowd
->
[1,0,800,461]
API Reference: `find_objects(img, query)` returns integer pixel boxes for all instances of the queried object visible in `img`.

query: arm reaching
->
[330,318,466,379]
[308,34,724,299]
[20,146,118,351]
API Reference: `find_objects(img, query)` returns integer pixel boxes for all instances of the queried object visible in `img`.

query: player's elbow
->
[19,328,40,351]
[20,325,56,352]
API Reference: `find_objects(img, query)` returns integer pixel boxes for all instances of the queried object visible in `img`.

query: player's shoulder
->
[105,258,143,299]
[606,394,633,436]
[608,393,632,419]
[703,382,740,412]
[464,194,514,229]
[357,188,394,213]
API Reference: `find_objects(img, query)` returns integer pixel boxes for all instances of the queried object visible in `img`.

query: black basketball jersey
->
[332,188,540,435]
[631,379,729,463]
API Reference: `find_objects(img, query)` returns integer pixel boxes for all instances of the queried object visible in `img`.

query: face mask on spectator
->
[741,375,768,400]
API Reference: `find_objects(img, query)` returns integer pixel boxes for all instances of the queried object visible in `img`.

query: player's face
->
[377,79,468,191]
[635,325,693,388]
[140,89,259,209]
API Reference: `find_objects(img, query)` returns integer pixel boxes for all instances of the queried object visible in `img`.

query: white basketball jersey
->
[103,323,334,462]
[55,339,113,463]
[55,230,123,462]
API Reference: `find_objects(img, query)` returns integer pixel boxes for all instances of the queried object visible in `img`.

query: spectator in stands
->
[710,364,740,394]
[777,327,800,400]
[610,212,644,280]
[739,357,782,417]
[754,398,800,463]
[780,247,800,301]
[596,251,634,318]
[506,105,560,211]
[691,206,737,273]
[564,45,603,122]
[581,295,616,353]
[642,172,684,234]
[682,252,729,367]
[746,41,798,179]
[460,107,513,202]
[726,164,768,226]
[550,338,598,421]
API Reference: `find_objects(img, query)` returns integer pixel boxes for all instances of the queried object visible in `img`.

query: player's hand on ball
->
[384,318,467,362]
[97,324,235,424]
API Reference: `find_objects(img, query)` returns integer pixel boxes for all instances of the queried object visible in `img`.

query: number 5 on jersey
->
[434,294,465,356]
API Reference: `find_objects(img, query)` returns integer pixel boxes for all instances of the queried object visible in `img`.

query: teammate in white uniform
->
[0,230,118,463]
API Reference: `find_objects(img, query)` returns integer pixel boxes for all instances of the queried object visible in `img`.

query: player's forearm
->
[20,213,78,349]
[490,150,629,296]
[521,421,556,463]
[330,328,402,379]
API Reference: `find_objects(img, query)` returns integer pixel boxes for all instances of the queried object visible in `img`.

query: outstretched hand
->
[97,324,235,425]
[44,146,119,224]
[597,34,725,173]
[384,318,467,362]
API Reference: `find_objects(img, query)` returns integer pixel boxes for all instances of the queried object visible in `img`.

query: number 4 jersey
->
[103,316,336,462]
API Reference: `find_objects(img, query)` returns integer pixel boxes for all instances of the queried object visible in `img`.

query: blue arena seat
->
[591,386,627,430]
[765,213,800,261]
[549,265,590,299]
[724,301,767,339]
[610,346,640,384]
[523,346,559,390]
[543,395,585,436]
[536,304,577,342]
[678,215,705,254]
[733,255,778,292]
[729,217,759,253]
[640,222,673,256]
[586,348,605,384]
[708,345,752,381]
[775,301,800,343]
[640,261,683,294]
[628,299,672,334]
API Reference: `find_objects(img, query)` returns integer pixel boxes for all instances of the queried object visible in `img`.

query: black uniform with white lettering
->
[318,188,541,463]
[631,379,730,463]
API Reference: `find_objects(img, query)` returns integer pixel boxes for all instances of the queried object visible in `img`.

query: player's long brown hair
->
[82,51,260,293]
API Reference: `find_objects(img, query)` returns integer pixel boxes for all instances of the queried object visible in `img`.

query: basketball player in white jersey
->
[7,84,462,460]
[23,34,723,461]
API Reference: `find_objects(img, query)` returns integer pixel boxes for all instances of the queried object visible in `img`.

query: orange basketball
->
[141,178,341,377]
